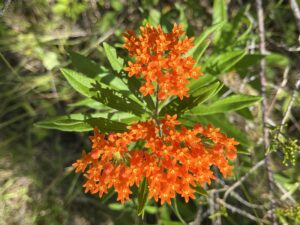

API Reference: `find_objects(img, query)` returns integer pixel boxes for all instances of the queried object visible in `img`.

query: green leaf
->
[103,42,124,73]
[188,73,217,90]
[161,81,222,115]
[181,114,250,146]
[205,50,247,75]
[187,94,262,115]
[86,117,127,132]
[68,50,104,77]
[194,186,208,197]
[148,9,161,26]
[35,119,92,132]
[127,76,155,110]
[92,82,145,116]
[61,68,94,97]
[35,112,136,132]
[213,0,227,42]
[234,54,265,69]
[69,98,109,110]
[236,108,254,120]
[137,178,149,217]
[186,21,225,58]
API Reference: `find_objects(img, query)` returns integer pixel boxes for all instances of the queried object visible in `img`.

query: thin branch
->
[279,76,300,132]
[290,0,300,32]
[217,199,270,224]
[256,0,277,223]
[267,67,289,116]
[224,159,265,200]
[229,191,266,210]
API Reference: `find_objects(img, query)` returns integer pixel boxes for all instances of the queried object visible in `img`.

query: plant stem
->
[256,0,277,224]
[154,83,162,137]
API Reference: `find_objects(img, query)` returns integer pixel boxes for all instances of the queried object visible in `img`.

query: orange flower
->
[73,114,238,205]
[123,24,202,100]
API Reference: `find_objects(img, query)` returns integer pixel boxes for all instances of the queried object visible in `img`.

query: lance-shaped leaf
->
[137,178,149,217]
[68,50,104,78]
[187,94,262,116]
[128,76,155,110]
[86,117,127,132]
[35,119,92,132]
[181,114,250,147]
[204,50,247,75]
[185,21,225,60]
[213,0,227,43]
[160,80,222,115]
[61,68,95,97]
[92,82,145,116]
[35,112,132,133]
[103,42,124,73]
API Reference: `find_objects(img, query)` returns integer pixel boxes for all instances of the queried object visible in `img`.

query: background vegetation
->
[0,0,299,225]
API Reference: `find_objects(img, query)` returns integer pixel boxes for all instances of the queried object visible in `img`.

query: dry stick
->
[256,0,277,224]
[217,199,270,224]
[290,0,300,32]
[229,191,266,209]
[267,67,289,116]
[279,77,300,132]
[224,159,265,200]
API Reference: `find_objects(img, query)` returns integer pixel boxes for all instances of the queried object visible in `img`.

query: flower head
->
[73,115,238,205]
[123,24,202,100]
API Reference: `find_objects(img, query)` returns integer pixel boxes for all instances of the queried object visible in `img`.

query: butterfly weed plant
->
[36,23,263,216]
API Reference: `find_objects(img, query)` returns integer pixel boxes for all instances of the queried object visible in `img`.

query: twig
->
[279,76,300,132]
[229,191,266,209]
[267,67,289,116]
[274,181,297,204]
[224,159,265,200]
[217,199,270,224]
[256,0,277,223]
[290,0,300,32]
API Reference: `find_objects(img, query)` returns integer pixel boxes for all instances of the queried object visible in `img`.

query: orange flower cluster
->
[123,24,202,100]
[73,115,238,204]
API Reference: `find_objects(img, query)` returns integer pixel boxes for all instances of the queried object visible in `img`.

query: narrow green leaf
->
[148,9,161,26]
[185,21,225,58]
[103,42,124,73]
[213,0,227,42]
[205,50,247,75]
[68,50,104,77]
[236,108,254,120]
[171,198,187,225]
[137,178,149,217]
[128,76,155,110]
[69,98,109,110]
[161,81,222,115]
[181,114,250,147]
[188,74,217,90]
[92,82,145,116]
[234,54,265,69]
[187,94,262,115]
[35,119,92,132]
[35,112,136,132]
[61,68,94,97]
[86,117,127,132]
[194,186,208,197]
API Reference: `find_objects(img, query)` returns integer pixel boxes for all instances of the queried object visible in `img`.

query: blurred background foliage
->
[0,0,299,225]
